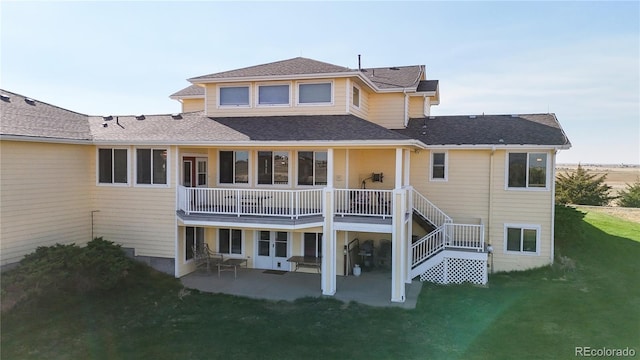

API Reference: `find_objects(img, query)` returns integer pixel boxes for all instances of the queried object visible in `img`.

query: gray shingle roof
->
[360,65,423,89]
[89,112,249,142]
[394,114,571,146]
[170,84,204,98]
[213,115,411,141]
[189,57,353,81]
[0,90,92,140]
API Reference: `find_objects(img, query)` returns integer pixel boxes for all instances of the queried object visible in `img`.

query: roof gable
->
[189,57,353,82]
[0,90,92,141]
[396,114,571,147]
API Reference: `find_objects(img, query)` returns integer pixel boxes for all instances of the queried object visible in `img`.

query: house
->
[0,57,570,303]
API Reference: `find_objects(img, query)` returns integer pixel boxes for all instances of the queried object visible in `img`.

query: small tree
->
[556,164,615,206]
[617,178,640,208]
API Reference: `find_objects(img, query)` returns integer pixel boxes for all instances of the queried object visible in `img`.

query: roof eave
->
[424,144,572,150]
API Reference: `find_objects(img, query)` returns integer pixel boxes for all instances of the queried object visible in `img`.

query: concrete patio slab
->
[180,268,422,309]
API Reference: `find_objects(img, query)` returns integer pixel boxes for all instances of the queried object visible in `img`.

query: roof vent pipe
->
[358,54,361,71]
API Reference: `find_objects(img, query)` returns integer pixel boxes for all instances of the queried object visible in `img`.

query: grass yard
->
[2,207,639,359]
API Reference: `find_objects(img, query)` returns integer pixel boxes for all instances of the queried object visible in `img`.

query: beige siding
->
[181,98,205,113]
[205,79,348,117]
[412,150,491,224]
[408,96,425,118]
[368,92,405,128]
[90,146,177,259]
[348,149,397,190]
[488,150,554,271]
[0,141,93,266]
[410,149,555,272]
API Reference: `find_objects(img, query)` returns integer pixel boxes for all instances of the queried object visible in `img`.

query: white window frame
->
[134,147,169,187]
[256,82,291,107]
[429,150,448,181]
[256,150,291,187]
[96,147,130,186]
[352,84,361,108]
[296,81,334,106]
[217,150,250,186]
[504,224,541,255]
[218,84,251,108]
[505,151,550,191]
[184,226,205,263]
[218,228,243,257]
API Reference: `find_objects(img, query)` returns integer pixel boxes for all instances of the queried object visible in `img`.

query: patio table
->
[218,258,247,278]
[287,256,321,273]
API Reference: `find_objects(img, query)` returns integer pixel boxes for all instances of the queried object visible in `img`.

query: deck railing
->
[411,223,485,268]
[412,189,453,227]
[178,186,323,219]
[334,189,394,218]
[444,223,485,250]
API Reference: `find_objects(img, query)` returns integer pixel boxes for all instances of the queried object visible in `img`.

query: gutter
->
[0,134,93,145]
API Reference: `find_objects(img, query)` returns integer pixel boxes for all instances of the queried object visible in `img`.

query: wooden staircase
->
[410,189,488,285]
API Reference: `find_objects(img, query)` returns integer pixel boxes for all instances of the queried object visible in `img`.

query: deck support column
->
[321,148,336,296]
[391,148,407,303]
[322,186,336,296]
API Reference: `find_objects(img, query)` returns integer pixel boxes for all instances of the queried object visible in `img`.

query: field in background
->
[557,164,640,198]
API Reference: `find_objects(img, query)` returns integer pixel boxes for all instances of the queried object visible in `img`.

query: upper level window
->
[219,86,249,106]
[430,151,447,181]
[508,152,548,189]
[298,83,332,104]
[352,86,360,108]
[258,151,289,185]
[219,150,249,184]
[258,84,289,105]
[98,148,128,184]
[136,148,167,185]
[298,151,327,186]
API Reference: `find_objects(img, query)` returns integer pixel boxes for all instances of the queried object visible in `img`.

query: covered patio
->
[180,269,422,309]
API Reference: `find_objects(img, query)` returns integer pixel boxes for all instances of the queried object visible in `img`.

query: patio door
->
[255,231,290,270]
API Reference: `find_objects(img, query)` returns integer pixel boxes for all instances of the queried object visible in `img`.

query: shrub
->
[556,164,615,206]
[617,178,640,208]
[1,238,133,310]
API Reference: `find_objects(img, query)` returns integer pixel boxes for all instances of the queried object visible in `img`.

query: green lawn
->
[2,207,639,360]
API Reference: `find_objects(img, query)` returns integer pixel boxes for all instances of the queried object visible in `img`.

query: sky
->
[1,1,638,165]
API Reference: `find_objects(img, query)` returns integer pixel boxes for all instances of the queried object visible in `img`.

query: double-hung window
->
[136,148,167,185]
[505,225,539,254]
[508,152,548,189]
[303,233,323,258]
[258,151,289,185]
[298,82,332,104]
[219,86,249,106]
[298,151,327,186]
[430,151,447,181]
[185,227,205,262]
[98,148,128,184]
[219,228,242,255]
[352,86,360,108]
[258,84,289,106]
[219,151,249,184]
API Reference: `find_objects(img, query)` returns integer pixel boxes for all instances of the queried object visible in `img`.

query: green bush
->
[1,238,133,309]
[617,178,640,208]
[555,164,615,205]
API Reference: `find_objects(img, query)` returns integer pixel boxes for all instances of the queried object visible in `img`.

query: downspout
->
[550,149,557,265]
[488,146,495,271]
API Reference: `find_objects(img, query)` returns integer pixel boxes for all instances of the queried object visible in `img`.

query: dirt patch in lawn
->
[575,205,640,223]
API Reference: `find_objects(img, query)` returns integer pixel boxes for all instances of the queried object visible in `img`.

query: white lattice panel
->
[419,257,487,285]
[420,259,445,283]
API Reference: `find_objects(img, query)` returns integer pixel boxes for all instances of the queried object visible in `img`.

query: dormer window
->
[258,84,290,106]
[298,82,332,105]
[219,86,249,106]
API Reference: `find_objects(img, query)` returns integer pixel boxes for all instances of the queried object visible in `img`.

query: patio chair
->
[192,243,223,272]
